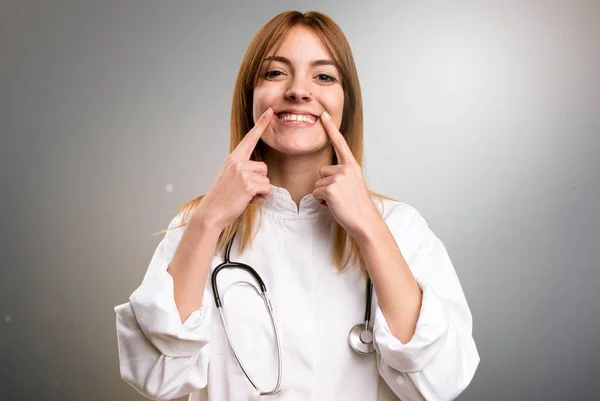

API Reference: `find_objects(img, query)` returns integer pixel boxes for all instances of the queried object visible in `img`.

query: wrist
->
[353,213,387,246]
[188,209,226,235]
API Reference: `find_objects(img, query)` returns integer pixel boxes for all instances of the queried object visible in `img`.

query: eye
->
[264,70,285,79]
[316,73,337,83]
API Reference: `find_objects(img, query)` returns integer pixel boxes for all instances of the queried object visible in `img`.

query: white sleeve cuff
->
[374,284,450,373]
[129,268,213,358]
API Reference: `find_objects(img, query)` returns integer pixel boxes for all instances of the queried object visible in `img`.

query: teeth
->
[279,113,316,123]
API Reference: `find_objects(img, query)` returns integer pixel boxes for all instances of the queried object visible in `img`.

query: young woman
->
[115,10,480,401]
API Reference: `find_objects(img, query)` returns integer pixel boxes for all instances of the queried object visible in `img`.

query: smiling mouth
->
[276,113,318,124]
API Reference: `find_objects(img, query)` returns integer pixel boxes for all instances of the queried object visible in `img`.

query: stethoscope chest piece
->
[348,277,376,355]
[349,323,375,355]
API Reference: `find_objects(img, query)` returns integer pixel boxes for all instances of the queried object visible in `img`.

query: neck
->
[264,147,333,207]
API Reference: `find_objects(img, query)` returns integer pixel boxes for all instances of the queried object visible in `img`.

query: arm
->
[354,207,422,344]
[357,203,480,401]
[114,210,220,400]
[116,107,273,400]
[168,211,223,322]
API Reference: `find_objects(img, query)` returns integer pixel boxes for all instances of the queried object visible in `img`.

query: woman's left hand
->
[313,111,383,241]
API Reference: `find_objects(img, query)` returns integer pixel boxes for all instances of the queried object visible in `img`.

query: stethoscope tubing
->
[211,231,283,396]
[210,229,375,395]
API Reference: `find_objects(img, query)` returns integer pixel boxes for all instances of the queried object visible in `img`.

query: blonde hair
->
[157,10,395,273]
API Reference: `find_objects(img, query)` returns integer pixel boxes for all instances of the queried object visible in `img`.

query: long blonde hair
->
[157,10,395,273]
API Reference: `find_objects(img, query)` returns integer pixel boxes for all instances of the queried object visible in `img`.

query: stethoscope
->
[210,230,375,396]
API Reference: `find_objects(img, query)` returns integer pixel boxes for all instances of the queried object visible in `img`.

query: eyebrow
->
[263,55,336,68]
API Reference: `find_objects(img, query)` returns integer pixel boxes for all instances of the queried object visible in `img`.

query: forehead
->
[268,25,331,61]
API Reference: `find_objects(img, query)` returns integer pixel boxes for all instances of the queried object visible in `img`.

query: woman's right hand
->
[192,108,274,230]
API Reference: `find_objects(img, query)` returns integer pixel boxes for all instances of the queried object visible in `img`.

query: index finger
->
[231,107,273,160]
[320,111,356,165]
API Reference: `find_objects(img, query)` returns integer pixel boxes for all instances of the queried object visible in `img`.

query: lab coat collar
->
[263,184,327,218]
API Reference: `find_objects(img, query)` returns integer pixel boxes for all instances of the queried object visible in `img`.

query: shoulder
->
[167,209,187,230]
[370,195,435,257]
[373,196,428,234]
[160,209,189,247]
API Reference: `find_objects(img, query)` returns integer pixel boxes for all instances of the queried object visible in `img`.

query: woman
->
[115,10,480,401]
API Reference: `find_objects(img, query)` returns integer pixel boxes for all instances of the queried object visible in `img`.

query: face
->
[252,26,344,157]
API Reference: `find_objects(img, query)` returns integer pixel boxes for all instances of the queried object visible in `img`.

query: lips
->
[275,109,319,118]
[274,108,319,126]
[273,114,316,128]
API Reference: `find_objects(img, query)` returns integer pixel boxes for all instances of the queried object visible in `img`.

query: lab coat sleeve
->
[114,211,213,401]
[373,203,480,401]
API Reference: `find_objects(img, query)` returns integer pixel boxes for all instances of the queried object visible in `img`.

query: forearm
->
[167,214,223,323]
[355,217,423,344]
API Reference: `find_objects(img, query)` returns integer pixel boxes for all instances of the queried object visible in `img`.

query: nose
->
[284,77,312,102]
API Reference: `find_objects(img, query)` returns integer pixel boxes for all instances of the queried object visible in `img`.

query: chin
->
[261,129,326,155]
[272,145,324,156]
[264,139,329,157]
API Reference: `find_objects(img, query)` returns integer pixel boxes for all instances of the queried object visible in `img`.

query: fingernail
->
[265,107,273,117]
[321,111,331,121]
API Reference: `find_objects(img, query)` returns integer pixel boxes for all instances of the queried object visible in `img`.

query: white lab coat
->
[114,184,480,401]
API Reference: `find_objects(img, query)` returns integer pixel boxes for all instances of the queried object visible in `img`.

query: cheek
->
[252,89,265,122]
[253,85,280,121]
[320,90,344,124]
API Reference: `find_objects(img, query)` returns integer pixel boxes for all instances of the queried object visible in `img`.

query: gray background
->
[1,1,598,400]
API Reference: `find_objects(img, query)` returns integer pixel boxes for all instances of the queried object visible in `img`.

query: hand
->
[192,108,274,230]
[313,111,382,240]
